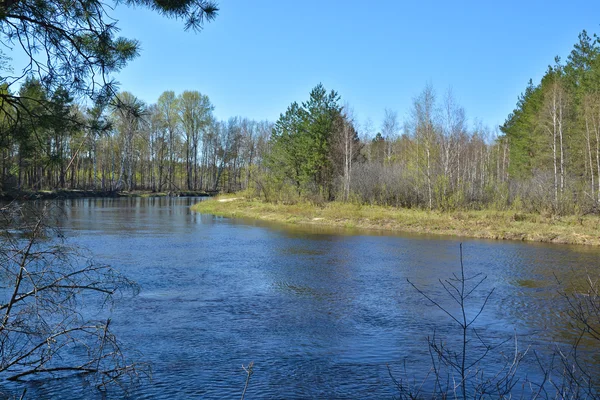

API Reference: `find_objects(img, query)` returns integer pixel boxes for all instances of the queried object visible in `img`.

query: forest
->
[3,31,600,215]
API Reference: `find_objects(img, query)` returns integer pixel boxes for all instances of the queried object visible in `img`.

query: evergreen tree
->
[268,83,343,198]
[500,79,543,178]
[0,0,218,104]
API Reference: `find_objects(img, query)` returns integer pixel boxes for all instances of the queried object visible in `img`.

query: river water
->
[5,197,600,398]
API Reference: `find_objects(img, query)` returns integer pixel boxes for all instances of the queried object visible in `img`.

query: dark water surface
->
[8,197,600,398]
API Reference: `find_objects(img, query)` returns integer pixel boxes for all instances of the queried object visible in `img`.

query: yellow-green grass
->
[192,196,600,246]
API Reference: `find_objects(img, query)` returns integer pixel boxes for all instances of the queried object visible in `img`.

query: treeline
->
[4,30,600,215]
[259,83,507,211]
[500,30,600,214]
[257,30,600,214]
[0,78,272,193]
[354,87,507,211]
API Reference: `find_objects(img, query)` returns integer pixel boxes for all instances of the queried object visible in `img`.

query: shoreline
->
[192,197,600,246]
[0,189,214,201]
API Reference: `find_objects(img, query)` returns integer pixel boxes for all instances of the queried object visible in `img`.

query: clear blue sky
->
[37,1,600,134]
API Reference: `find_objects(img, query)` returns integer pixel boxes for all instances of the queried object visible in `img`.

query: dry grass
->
[192,197,600,246]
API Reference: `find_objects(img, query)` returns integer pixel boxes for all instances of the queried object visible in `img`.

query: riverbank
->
[192,197,600,246]
[0,189,213,201]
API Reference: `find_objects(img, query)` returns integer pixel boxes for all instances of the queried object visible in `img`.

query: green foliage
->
[267,83,343,198]
[0,0,217,103]
[500,80,544,178]
[369,132,386,164]
[501,30,600,209]
[120,0,218,31]
[3,77,82,189]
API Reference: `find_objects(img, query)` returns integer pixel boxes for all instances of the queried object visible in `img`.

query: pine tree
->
[268,84,343,198]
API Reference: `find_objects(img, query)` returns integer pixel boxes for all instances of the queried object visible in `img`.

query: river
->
[4,197,600,398]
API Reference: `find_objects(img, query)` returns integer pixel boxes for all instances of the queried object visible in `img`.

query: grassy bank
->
[192,196,600,246]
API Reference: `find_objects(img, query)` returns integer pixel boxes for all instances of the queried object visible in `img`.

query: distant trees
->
[100,92,272,194]
[3,78,81,190]
[252,76,589,212]
[345,86,502,211]
[111,92,146,191]
[4,16,600,216]
[179,90,214,190]
[500,30,600,213]
[0,82,281,194]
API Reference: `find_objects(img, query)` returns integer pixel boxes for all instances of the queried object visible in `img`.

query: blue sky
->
[16,1,600,135]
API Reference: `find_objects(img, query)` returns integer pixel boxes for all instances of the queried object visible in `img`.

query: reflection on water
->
[5,197,600,398]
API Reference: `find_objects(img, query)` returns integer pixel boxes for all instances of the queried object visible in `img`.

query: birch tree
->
[178,91,214,190]
[110,92,145,191]
[412,84,439,209]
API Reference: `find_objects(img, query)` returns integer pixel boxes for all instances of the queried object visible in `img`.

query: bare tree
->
[540,63,568,209]
[157,91,180,192]
[551,273,600,397]
[381,108,400,163]
[240,119,257,190]
[178,91,214,190]
[395,245,528,399]
[583,92,600,204]
[0,202,146,389]
[411,84,439,210]
[440,88,466,197]
[328,105,362,201]
[110,92,146,191]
